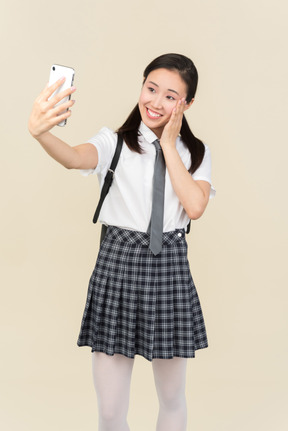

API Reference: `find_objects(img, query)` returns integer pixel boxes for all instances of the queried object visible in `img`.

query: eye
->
[167,95,176,101]
[148,87,156,93]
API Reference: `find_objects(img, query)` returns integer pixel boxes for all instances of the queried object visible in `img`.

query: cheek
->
[138,89,149,107]
[165,103,176,118]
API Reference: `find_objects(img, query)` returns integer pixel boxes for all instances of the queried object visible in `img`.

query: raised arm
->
[160,99,211,220]
[28,78,98,170]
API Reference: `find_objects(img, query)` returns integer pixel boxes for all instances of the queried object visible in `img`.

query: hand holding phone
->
[28,65,76,138]
[48,64,75,126]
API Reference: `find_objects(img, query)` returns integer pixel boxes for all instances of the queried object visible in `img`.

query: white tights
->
[92,352,187,431]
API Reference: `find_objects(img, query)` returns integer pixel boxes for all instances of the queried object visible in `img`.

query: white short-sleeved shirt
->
[81,122,215,232]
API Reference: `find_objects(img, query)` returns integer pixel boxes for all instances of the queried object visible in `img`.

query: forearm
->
[34,131,81,169]
[162,146,210,219]
[28,78,87,169]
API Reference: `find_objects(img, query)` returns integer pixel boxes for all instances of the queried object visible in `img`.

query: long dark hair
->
[116,53,205,174]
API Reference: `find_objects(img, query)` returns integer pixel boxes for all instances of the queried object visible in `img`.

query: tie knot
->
[152,139,161,151]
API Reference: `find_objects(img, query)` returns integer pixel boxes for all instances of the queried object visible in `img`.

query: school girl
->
[28,53,215,431]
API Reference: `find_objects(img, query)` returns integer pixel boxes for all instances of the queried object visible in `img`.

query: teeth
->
[148,109,161,118]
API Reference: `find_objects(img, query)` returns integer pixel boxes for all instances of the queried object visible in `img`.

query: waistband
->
[105,225,186,247]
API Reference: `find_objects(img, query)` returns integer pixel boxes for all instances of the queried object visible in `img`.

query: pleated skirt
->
[77,226,208,361]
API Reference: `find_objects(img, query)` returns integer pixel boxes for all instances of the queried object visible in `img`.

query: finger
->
[48,85,76,108]
[53,98,75,116]
[177,98,186,114]
[37,77,66,104]
[47,76,66,93]
[172,100,181,114]
[181,98,187,112]
[48,108,73,127]
[171,100,184,121]
[35,81,53,104]
[177,100,186,121]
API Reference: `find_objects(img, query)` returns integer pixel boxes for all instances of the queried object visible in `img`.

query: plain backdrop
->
[1,1,287,430]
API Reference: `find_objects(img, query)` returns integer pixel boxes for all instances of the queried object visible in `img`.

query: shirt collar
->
[139,121,159,144]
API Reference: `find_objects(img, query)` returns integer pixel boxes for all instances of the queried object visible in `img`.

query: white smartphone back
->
[48,64,75,126]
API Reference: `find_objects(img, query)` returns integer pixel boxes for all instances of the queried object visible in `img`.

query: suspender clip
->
[108,168,115,178]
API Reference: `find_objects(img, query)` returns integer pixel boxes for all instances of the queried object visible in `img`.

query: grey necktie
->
[147,139,166,255]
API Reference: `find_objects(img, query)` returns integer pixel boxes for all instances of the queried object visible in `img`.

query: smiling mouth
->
[146,108,162,119]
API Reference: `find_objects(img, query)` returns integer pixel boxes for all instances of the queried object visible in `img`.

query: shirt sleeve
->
[80,127,117,177]
[192,144,216,198]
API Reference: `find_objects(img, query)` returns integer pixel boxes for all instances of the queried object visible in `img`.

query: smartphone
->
[48,64,75,127]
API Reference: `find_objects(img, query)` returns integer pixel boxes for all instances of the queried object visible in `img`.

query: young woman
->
[28,53,215,431]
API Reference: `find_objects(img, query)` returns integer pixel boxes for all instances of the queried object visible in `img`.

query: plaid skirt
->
[77,226,208,361]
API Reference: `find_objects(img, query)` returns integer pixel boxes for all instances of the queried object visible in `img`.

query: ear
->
[184,98,194,111]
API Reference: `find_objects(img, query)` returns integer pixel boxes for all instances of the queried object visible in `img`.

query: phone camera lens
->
[52,66,55,71]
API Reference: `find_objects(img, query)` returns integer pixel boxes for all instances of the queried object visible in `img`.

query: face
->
[138,68,191,138]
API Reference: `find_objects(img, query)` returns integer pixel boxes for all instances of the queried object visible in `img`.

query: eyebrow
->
[148,81,179,96]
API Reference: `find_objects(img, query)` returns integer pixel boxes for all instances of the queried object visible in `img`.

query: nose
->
[151,94,163,109]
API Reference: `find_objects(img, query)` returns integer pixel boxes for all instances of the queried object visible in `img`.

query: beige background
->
[1,0,287,429]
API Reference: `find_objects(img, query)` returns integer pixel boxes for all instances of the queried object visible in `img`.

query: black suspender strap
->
[92,134,123,224]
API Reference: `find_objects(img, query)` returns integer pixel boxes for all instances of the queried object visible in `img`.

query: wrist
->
[32,130,50,141]
[161,143,178,157]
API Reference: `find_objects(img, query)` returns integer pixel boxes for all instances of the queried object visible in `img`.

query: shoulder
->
[87,127,117,148]
[85,127,118,172]
[178,136,212,164]
[87,127,117,156]
[192,142,212,176]
[203,143,211,156]
[193,143,216,197]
